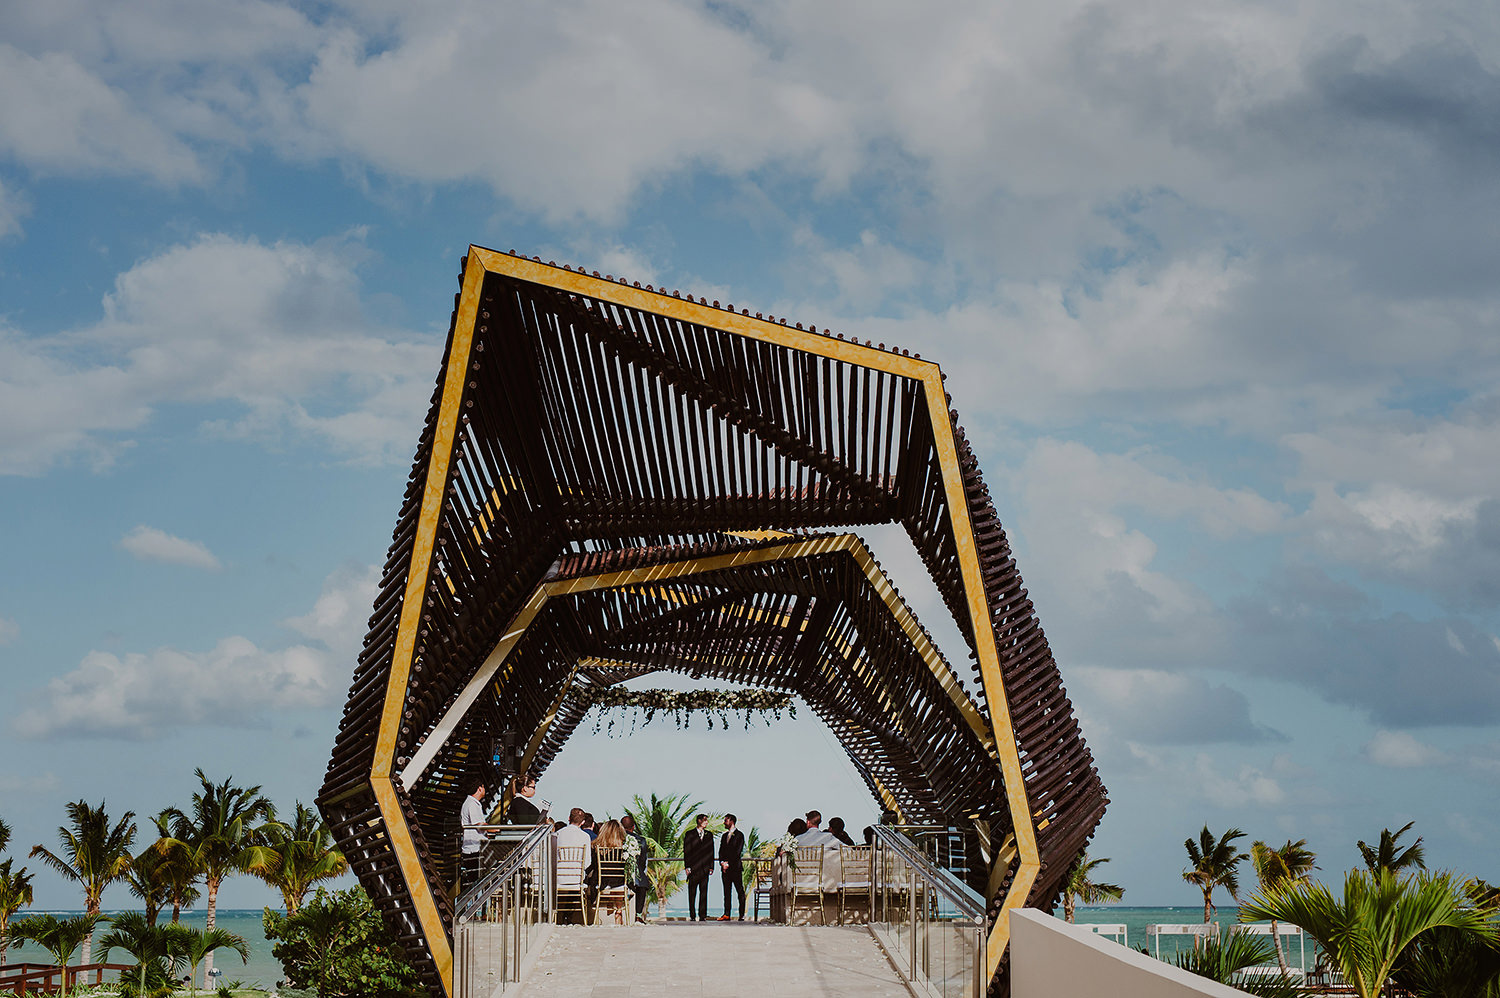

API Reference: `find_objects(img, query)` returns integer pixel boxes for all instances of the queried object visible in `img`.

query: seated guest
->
[827,817,856,846]
[555,807,593,889]
[863,825,875,846]
[593,819,630,922]
[797,810,835,847]
[583,812,598,839]
[785,818,807,842]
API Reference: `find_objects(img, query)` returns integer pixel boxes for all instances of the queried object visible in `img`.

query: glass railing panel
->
[868,828,987,998]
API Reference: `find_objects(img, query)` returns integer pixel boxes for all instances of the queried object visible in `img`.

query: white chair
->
[837,845,871,924]
[792,845,826,924]
[555,845,588,924]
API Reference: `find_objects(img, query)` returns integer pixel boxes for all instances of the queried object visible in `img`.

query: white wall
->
[1009,909,1248,998]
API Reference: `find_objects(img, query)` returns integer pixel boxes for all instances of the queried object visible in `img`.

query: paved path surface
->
[515,923,913,998]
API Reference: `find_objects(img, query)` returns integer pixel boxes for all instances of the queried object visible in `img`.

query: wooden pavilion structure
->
[318,246,1108,996]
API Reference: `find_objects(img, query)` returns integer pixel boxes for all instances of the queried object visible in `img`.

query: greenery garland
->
[582,687,796,736]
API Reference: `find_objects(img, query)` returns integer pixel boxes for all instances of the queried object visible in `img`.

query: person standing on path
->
[718,813,746,920]
[459,781,488,890]
[682,813,714,921]
[621,813,651,923]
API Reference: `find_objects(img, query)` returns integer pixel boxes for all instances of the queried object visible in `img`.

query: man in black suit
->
[682,813,714,921]
[717,813,746,921]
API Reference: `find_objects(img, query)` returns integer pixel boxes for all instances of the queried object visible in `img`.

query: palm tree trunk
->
[1271,918,1289,975]
[1064,893,1076,922]
[203,876,219,988]
[1203,888,1213,924]
[82,899,97,966]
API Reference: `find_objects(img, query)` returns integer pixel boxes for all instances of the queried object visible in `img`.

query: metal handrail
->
[455,821,552,921]
[872,826,986,919]
[869,826,988,998]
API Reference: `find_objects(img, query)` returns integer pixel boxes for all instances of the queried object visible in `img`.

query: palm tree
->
[1389,878,1500,998]
[28,800,136,964]
[1249,838,1317,975]
[7,912,107,998]
[0,815,10,851]
[623,793,702,915]
[1175,926,1303,998]
[1357,821,1425,875]
[251,802,349,913]
[98,910,182,998]
[173,924,249,997]
[740,825,767,895]
[1240,868,1495,998]
[160,769,275,986]
[624,793,702,856]
[0,857,36,965]
[1062,851,1125,922]
[1183,825,1247,923]
[125,840,173,926]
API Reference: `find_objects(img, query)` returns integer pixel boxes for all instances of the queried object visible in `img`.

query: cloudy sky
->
[2,0,1498,911]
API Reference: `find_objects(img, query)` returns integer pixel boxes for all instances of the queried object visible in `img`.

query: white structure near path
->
[1009,909,1253,998]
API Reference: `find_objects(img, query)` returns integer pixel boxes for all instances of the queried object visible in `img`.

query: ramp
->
[515,924,913,997]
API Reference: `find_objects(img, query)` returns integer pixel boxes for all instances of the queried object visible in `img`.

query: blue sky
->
[2,0,1499,911]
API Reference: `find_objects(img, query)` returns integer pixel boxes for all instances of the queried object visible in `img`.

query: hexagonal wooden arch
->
[318,246,1107,997]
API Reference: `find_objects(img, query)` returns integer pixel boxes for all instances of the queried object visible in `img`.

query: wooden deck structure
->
[318,246,1108,996]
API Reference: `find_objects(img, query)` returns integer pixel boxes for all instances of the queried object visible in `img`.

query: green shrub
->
[262,886,423,997]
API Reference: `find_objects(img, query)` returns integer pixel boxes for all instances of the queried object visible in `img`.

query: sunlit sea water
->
[5,910,286,989]
[4,904,1310,986]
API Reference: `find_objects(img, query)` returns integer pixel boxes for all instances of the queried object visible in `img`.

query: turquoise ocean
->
[4,904,1307,986]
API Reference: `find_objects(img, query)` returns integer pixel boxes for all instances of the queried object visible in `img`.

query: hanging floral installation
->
[582,686,796,735]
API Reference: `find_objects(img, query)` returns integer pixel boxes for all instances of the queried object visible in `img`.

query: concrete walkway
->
[513,923,914,998]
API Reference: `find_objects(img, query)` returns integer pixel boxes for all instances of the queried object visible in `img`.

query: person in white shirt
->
[554,807,593,890]
[795,809,841,894]
[459,781,488,889]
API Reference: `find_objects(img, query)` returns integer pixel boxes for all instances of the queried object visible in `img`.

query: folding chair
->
[792,845,827,924]
[838,845,872,924]
[592,846,629,925]
[751,856,777,922]
[555,845,588,924]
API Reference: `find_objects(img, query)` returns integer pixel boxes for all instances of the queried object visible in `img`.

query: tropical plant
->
[0,856,36,964]
[160,770,276,986]
[174,925,249,998]
[1390,878,1500,998]
[1061,851,1125,923]
[1174,925,1303,998]
[98,911,182,998]
[1240,868,1496,998]
[1249,838,1317,975]
[251,802,349,913]
[1357,820,1426,875]
[623,793,703,913]
[1182,825,1247,923]
[125,839,174,926]
[263,886,423,997]
[0,815,10,852]
[740,825,767,895]
[8,912,107,998]
[28,799,136,964]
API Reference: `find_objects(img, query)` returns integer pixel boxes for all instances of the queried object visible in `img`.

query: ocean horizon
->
[3,903,1300,987]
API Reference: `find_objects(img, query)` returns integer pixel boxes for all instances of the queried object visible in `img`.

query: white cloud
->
[0,176,28,239]
[11,636,337,740]
[1364,729,1448,769]
[0,771,59,794]
[1124,743,1285,808]
[0,231,436,475]
[118,525,222,570]
[0,43,203,182]
[284,563,381,664]
[0,616,17,644]
[1071,667,1280,745]
[8,562,375,740]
